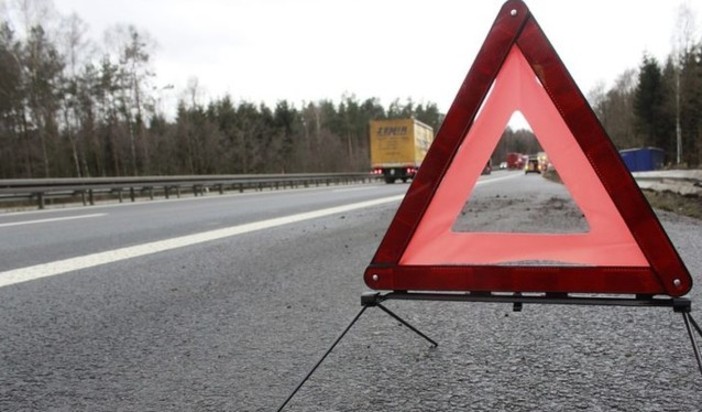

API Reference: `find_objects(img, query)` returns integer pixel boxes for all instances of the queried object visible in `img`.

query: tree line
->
[490,128,542,164]
[0,1,700,180]
[590,5,702,168]
[0,2,444,179]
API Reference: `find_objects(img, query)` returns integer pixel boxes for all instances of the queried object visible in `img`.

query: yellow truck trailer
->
[369,118,434,184]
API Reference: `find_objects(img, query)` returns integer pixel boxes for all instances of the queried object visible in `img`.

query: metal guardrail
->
[0,173,379,210]
[1,170,698,211]
[632,170,702,197]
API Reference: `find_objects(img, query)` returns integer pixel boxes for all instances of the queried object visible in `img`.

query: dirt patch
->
[453,183,589,234]
[643,190,702,220]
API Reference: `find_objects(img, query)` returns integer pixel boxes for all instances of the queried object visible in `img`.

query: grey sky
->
[46,0,699,117]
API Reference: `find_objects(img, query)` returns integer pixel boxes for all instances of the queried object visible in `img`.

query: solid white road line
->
[0,213,107,228]
[476,172,522,185]
[0,195,404,288]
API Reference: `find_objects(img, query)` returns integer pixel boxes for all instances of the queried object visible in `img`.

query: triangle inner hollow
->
[452,115,590,235]
[399,46,647,267]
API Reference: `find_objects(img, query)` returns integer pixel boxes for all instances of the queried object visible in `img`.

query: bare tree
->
[9,0,56,38]
[672,2,699,164]
[104,24,156,175]
[58,12,90,176]
[591,69,640,150]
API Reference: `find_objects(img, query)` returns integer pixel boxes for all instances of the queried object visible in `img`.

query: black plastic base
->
[362,290,691,310]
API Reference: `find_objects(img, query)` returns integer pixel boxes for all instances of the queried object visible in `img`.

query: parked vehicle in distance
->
[369,118,434,184]
[499,161,508,169]
[619,147,665,172]
[525,156,541,174]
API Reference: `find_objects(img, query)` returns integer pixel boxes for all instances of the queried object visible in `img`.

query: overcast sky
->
[47,0,699,117]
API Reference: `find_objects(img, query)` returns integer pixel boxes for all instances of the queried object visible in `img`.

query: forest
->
[0,2,700,179]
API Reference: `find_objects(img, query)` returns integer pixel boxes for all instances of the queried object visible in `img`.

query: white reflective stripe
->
[0,213,106,228]
[0,195,404,288]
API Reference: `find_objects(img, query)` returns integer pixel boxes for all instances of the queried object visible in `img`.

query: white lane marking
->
[332,186,385,193]
[0,195,405,288]
[476,172,522,185]
[0,173,519,288]
[332,172,518,193]
[0,213,106,228]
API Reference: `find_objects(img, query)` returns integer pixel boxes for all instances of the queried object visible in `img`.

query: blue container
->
[619,147,665,172]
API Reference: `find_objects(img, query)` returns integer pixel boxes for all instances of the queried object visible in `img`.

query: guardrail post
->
[148,187,154,200]
[130,187,135,202]
[80,191,87,206]
[176,186,181,198]
[88,189,94,205]
[117,189,123,203]
[218,184,224,195]
[165,187,170,199]
[36,192,45,210]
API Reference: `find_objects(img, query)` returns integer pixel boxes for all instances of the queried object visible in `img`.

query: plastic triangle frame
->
[363,0,692,297]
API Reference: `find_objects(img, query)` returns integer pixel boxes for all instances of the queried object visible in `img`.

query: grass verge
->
[642,190,702,220]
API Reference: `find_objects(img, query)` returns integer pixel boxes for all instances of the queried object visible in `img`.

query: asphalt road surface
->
[0,171,700,411]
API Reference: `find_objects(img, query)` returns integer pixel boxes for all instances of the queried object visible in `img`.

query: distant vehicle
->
[499,161,507,169]
[369,118,434,184]
[482,160,492,175]
[537,151,549,172]
[525,156,541,174]
[506,152,523,169]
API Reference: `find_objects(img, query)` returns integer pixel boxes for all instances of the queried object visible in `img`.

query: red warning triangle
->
[364,0,692,297]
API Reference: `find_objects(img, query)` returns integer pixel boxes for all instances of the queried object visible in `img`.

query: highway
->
[0,170,700,411]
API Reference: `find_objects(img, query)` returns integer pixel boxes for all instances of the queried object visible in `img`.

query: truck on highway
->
[369,118,434,184]
[506,152,524,169]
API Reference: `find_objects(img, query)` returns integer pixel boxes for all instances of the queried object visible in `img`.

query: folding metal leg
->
[277,295,437,412]
[362,292,437,346]
[682,312,702,376]
[375,303,438,347]
[688,313,702,337]
[276,306,368,412]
